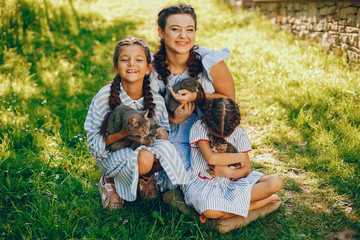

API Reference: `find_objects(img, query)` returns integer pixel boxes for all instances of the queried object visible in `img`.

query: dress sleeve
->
[84,86,111,161]
[152,91,171,135]
[230,127,252,153]
[149,70,166,94]
[196,46,231,83]
[189,119,209,148]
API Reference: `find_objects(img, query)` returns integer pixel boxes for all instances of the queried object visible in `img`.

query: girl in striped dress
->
[84,36,189,209]
[184,98,283,223]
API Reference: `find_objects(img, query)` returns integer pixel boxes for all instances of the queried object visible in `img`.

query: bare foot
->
[269,194,281,203]
[199,215,207,224]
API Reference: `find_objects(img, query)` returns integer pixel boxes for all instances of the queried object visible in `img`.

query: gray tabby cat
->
[209,134,242,169]
[106,105,163,151]
[168,77,200,113]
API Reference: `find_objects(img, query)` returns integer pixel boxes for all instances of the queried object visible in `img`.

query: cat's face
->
[209,135,227,152]
[182,77,199,92]
[127,110,150,136]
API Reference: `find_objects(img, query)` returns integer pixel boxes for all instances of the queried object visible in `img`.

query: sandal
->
[98,175,124,210]
[138,174,159,200]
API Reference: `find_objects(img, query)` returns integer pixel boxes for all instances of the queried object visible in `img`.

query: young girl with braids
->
[150,3,235,172]
[184,98,283,224]
[84,36,188,209]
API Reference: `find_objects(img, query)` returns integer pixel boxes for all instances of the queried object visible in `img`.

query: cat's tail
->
[99,112,111,139]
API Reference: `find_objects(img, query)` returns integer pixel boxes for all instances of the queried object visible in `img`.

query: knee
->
[137,150,155,176]
[268,174,283,192]
[202,210,225,219]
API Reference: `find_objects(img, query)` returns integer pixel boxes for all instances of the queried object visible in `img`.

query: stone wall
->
[228,0,360,62]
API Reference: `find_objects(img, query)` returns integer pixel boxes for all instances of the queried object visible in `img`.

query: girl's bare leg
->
[249,194,281,211]
[200,210,238,224]
[250,174,283,202]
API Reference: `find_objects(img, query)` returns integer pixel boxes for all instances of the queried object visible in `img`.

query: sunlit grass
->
[1,0,359,239]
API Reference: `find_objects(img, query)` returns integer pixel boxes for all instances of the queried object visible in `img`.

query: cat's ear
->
[129,116,139,127]
[142,109,149,119]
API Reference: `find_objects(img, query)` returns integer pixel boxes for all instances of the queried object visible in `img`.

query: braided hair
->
[152,3,203,87]
[203,98,241,137]
[99,36,155,137]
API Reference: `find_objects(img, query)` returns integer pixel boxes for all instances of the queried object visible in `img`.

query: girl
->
[184,98,283,224]
[84,36,188,209]
[150,3,235,171]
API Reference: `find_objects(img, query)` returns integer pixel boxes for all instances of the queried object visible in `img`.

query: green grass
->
[1,0,359,239]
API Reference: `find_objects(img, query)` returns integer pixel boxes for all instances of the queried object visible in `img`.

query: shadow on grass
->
[273,89,360,211]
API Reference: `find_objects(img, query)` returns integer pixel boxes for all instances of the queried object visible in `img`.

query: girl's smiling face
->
[158,13,196,55]
[115,45,152,83]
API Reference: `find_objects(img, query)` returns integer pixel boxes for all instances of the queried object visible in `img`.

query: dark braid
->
[153,3,203,87]
[204,98,241,137]
[153,40,171,86]
[99,36,155,137]
[143,73,155,118]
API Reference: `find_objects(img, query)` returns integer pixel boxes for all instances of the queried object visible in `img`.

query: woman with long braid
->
[84,36,188,209]
[185,98,283,228]
[151,3,235,172]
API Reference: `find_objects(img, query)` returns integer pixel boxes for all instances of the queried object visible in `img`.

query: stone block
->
[349,34,359,47]
[308,2,318,17]
[339,20,348,26]
[330,34,341,45]
[351,2,360,7]
[319,6,336,16]
[294,2,302,11]
[339,26,346,32]
[347,50,359,62]
[347,15,357,26]
[327,23,338,31]
[295,19,302,25]
[306,22,314,31]
[338,1,352,8]
[349,46,360,54]
[310,32,322,41]
[357,8,360,22]
[339,7,358,19]
[315,22,326,31]
[328,31,340,36]
[345,26,359,33]
[340,34,350,44]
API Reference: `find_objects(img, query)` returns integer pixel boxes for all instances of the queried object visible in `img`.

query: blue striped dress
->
[183,119,264,217]
[150,47,231,171]
[84,82,189,202]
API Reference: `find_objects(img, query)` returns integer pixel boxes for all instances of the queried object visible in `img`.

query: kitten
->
[106,105,163,151]
[208,134,242,170]
[168,77,200,113]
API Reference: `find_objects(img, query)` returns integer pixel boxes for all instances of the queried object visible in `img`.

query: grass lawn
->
[1,0,359,239]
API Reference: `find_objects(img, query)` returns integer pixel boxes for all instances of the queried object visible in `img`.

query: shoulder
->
[195,46,231,83]
[195,46,231,62]
[149,70,165,93]
[91,84,111,106]
[192,119,206,130]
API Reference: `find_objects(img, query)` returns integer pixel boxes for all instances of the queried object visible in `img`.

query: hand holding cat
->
[170,102,195,124]
[168,86,198,104]
[206,164,241,178]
